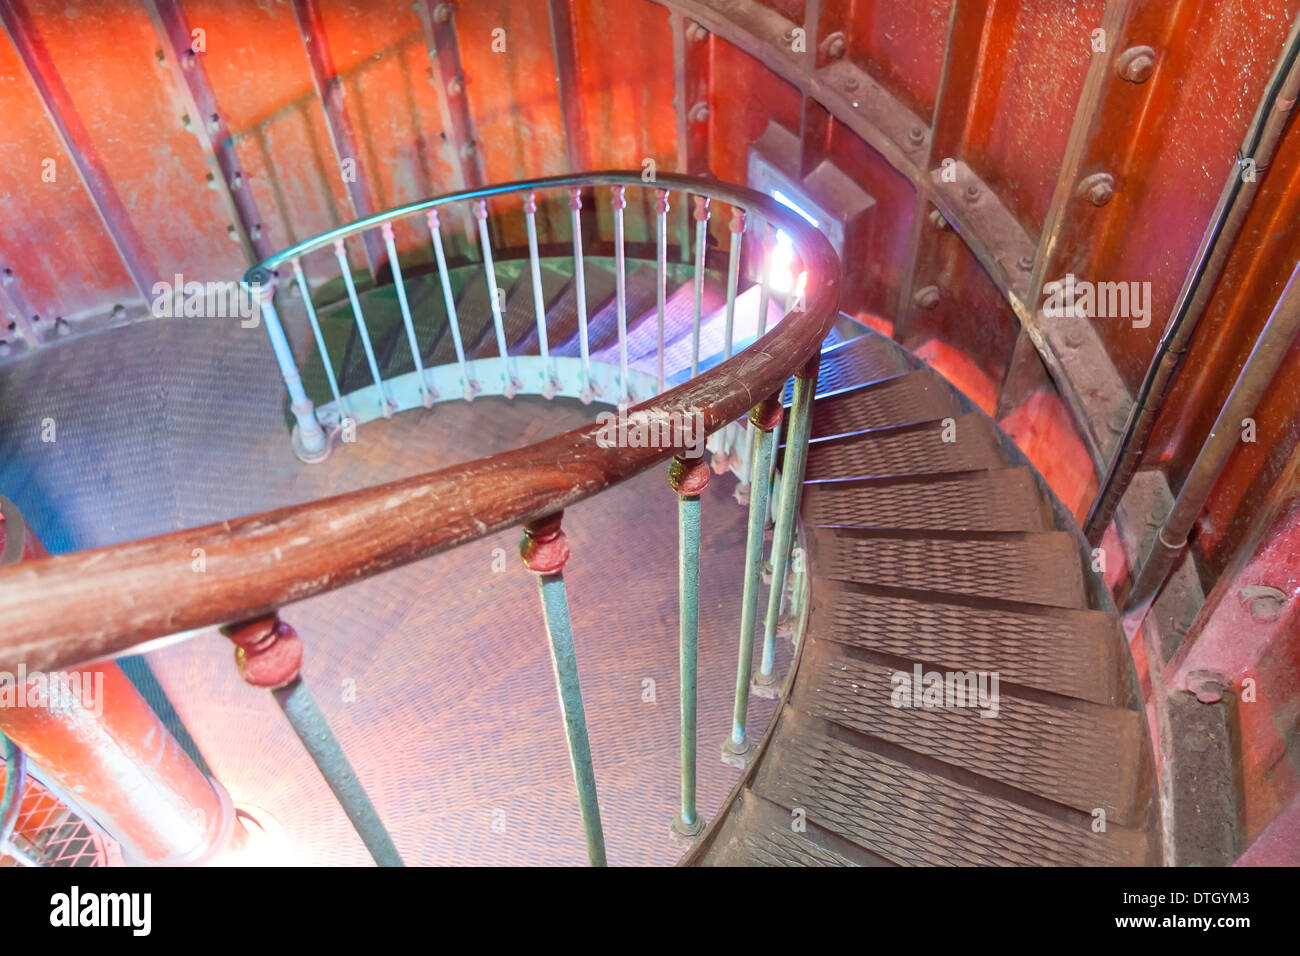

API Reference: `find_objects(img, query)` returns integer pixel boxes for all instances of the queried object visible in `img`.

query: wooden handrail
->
[0,172,839,675]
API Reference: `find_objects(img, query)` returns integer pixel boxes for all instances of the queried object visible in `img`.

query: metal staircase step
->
[803,468,1055,532]
[793,640,1146,825]
[468,270,563,360]
[802,413,1007,481]
[696,788,885,866]
[584,265,661,355]
[784,331,912,402]
[524,263,619,356]
[807,527,1088,608]
[806,371,963,439]
[751,713,1152,866]
[809,581,1121,705]
[619,279,695,370]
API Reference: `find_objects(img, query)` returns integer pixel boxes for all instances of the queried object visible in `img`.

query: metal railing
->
[0,171,839,866]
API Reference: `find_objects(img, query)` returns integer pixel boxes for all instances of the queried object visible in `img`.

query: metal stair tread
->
[751,714,1151,866]
[803,467,1055,532]
[793,639,1144,824]
[808,580,1120,705]
[807,527,1088,608]
[802,413,1007,480]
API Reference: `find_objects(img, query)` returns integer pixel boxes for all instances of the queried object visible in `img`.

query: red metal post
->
[0,496,235,865]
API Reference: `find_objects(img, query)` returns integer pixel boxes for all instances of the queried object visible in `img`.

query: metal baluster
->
[721,394,783,769]
[612,185,630,404]
[474,199,519,399]
[757,220,774,336]
[250,270,329,461]
[290,257,350,423]
[754,359,817,695]
[669,452,709,842]
[569,187,595,403]
[380,222,435,408]
[220,614,403,866]
[521,513,607,866]
[427,208,479,402]
[723,207,746,359]
[691,195,710,378]
[523,191,557,398]
[333,238,394,418]
[655,188,669,394]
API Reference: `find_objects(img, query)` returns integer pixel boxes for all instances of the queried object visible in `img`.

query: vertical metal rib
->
[656,188,670,393]
[426,209,473,394]
[272,678,404,867]
[474,199,515,396]
[332,238,392,415]
[612,185,630,402]
[723,207,745,359]
[569,188,592,394]
[691,195,710,377]
[290,257,348,419]
[380,222,433,406]
[523,191,553,387]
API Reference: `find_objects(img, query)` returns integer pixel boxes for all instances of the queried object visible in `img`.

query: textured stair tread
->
[494,266,571,358]
[803,468,1054,532]
[582,265,661,356]
[527,263,619,356]
[784,331,912,402]
[795,641,1142,823]
[752,716,1151,866]
[810,582,1119,705]
[808,528,1087,609]
[807,372,963,438]
[803,413,1006,480]
[697,790,878,867]
[659,282,730,379]
[467,272,559,360]
[428,274,499,365]
[616,280,695,371]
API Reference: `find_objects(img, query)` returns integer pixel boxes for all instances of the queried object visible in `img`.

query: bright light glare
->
[769,228,795,293]
[772,189,820,227]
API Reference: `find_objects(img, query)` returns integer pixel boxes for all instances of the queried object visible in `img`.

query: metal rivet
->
[963,184,982,205]
[914,285,940,309]
[1078,172,1115,206]
[1116,46,1157,83]
[1017,254,1033,272]
[821,31,846,60]
[907,126,925,147]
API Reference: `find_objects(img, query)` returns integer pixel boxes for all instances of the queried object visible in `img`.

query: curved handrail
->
[0,171,839,677]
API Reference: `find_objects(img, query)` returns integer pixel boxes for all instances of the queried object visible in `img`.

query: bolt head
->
[1117,45,1157,83]
[1078,172,1115,206]
[914,285,940,309]
[822,32,847,59]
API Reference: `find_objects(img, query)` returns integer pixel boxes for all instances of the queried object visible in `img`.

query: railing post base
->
[670,811,707,846]
[720,735,757,770]
[750,669,782,700]
[291,421,333,464]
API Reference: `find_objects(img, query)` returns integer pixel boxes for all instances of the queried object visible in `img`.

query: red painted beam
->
[143,0,275,264]
[291,0,386,279]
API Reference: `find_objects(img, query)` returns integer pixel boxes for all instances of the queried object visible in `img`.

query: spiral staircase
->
[0,173,1160,867]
